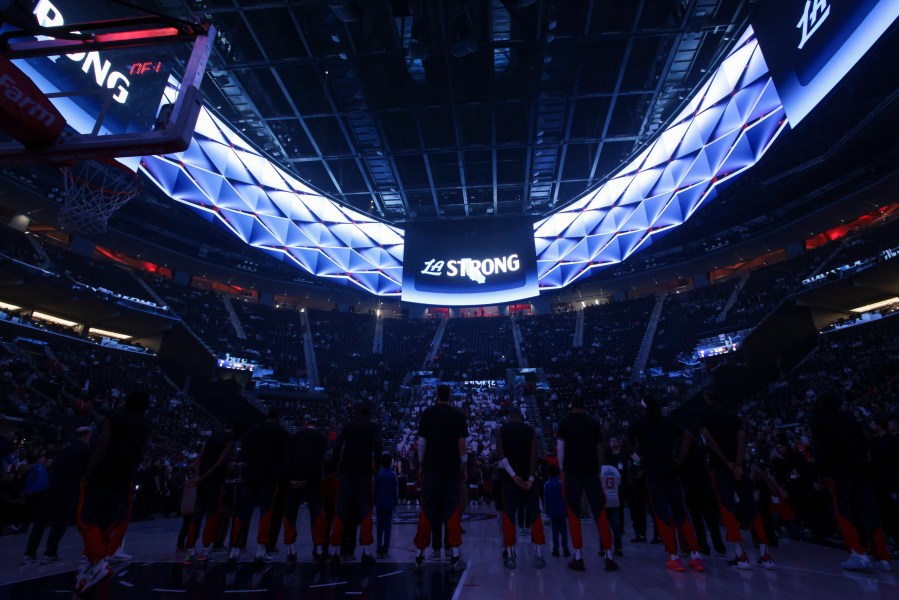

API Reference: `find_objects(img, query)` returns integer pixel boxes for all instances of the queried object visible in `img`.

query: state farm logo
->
[421,254,520,285]
[0,72,59,127]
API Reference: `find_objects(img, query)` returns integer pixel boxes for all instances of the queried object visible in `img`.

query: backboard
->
[0,0,213,167]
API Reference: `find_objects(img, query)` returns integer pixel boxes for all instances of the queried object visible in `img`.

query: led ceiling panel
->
[139,27,785,298]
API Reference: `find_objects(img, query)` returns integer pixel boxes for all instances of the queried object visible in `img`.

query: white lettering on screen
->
[421,254,521,285]
[796,0,830,50]
[33,0,131,104]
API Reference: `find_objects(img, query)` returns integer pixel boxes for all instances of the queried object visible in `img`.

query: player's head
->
[124,390,150,414]
[609,437,621,453]
[436,384,451,403]
[75,426,92,442]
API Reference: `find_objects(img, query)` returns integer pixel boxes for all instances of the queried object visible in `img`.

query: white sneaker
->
[109,549,133,563]
[841,553,872,571]
[75,559,112,593]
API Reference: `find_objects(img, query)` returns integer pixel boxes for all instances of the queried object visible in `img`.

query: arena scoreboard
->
[401,217,539,306]
[751,0,899,126]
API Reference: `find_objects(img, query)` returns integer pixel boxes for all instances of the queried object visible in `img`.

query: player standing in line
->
[629,396,705,572]
[228,409,289,565]
[328,402,382,567]
[700,388,775,569]
[413,384,468,573]
[810,394,892,572]
[184,423,242,565]
[75,391,151,593]
[24,425,92,563]
[283,416,329,563]
[556,396,619,572]
[496,407,546,569]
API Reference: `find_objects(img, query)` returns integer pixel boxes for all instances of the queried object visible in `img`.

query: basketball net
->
[58,161,142,234]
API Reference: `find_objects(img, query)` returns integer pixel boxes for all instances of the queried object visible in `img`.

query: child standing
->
[543,463,570,557]
[601,462,623,555]
[375,453,398,557]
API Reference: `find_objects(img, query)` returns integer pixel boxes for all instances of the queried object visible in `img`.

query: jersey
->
[499,420,535,479]
[334,418,381,476]
[629,414,683,475]
[600,465,622,508]
[241,419,289,485]
[557,412,603,476]
[419,402,468,474]
[198,431,232,485]
[289,427,328,481]
[87,411,150,490]
[701,404,742,468]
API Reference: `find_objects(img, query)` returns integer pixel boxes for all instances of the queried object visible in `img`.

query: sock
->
[451,547,460,558]
[330,545,340,556]
[286,543,295,555]
[691,551,701,560]
[605,549,613,559]
[670,553,678,561]
[418,549,426,558]
[759,544,768,556]
[574,549,582,560]
[362,544,372,556]
[733,543,744,557]
[256,544,267,557]
[534,545,543,557]
[505,545,515,556]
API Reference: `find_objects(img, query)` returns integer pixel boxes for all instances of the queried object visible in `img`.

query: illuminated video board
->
[402,218,539,306]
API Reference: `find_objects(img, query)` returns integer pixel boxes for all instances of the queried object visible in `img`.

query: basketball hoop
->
[58,161,142,234]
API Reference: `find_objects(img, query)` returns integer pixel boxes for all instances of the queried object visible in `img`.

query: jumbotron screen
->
[752,0,899,126]
[401,217,539,306]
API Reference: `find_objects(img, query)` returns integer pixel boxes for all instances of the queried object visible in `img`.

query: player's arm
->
[674,429,692,466]
[83,420,112,481]
[332,428,345,468]
[198,439,235,485]
[700,426,730,467]
[458,437,468,482]
[735,428,746,469]
[192,444,206,481]
[556,439,565,472]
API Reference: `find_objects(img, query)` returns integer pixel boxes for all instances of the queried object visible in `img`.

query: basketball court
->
[1,506,896,599]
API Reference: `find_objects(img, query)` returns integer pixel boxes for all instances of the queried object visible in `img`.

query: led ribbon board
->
[20,6,894,301]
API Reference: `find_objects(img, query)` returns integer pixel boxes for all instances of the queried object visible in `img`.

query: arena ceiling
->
[159,0,753,221]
